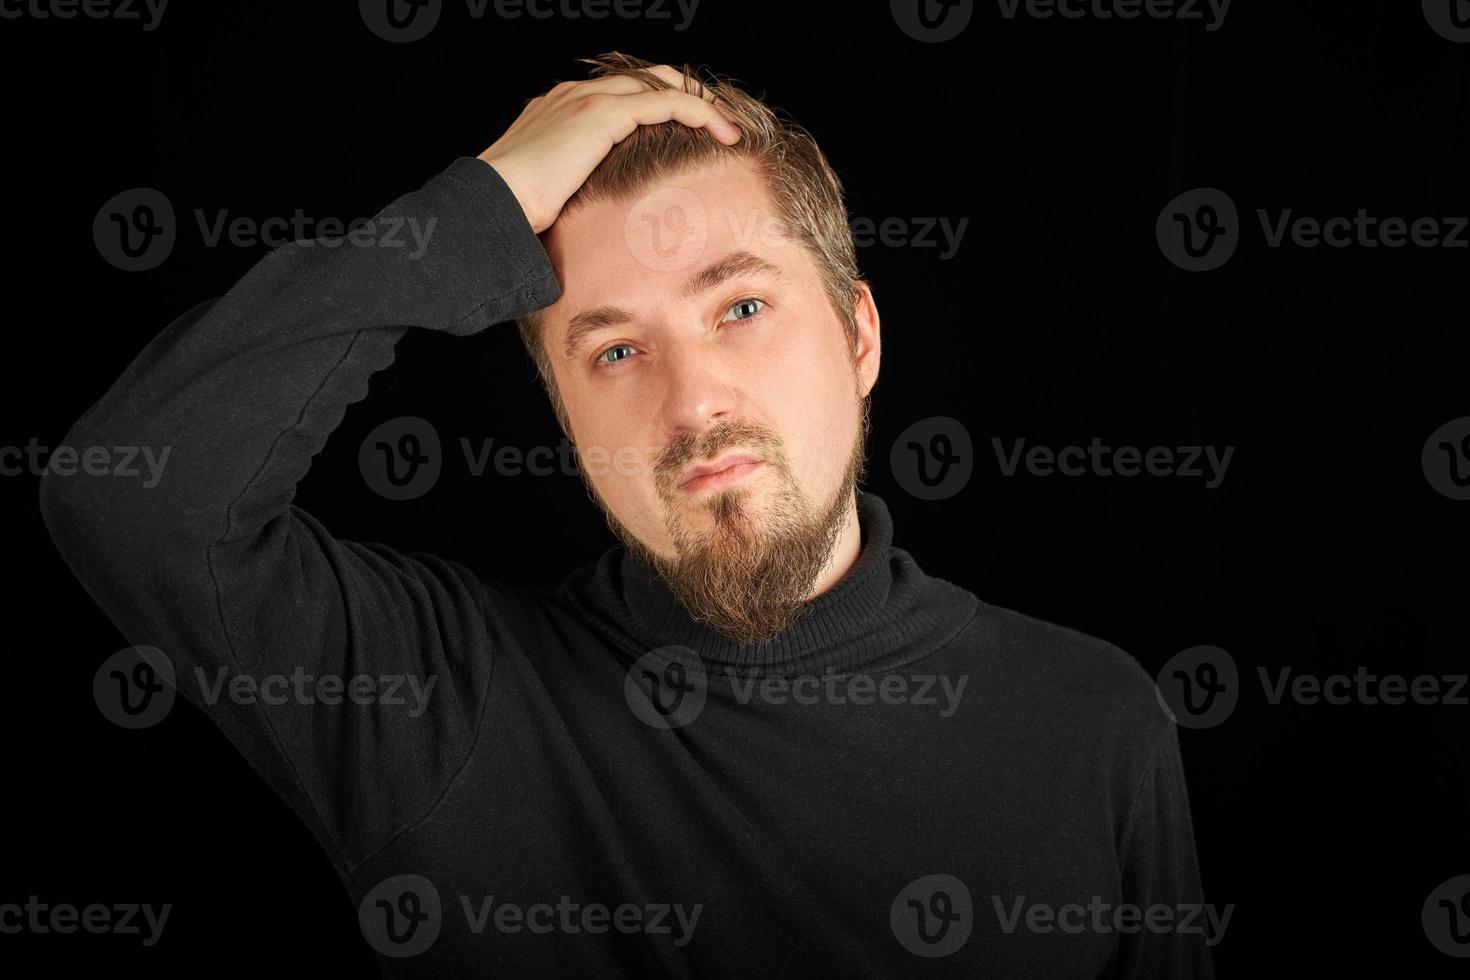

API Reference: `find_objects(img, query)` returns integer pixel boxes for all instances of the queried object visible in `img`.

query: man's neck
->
[807,498,863,600]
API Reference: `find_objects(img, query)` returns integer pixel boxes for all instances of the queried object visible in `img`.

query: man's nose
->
[658,340,740,438]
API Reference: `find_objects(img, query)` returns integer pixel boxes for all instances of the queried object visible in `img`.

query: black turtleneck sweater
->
[39,156,1215,978]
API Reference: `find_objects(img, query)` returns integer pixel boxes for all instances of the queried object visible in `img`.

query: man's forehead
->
[545,156,786,271]
[542,157,800,354]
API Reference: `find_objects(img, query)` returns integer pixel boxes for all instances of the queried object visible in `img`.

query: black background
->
[5,0,1468,974]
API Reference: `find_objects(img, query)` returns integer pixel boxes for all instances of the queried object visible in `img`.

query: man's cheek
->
[578,444,612,481]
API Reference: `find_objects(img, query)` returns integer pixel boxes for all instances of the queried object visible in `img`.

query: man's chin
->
[657,541,812,646]
[675,482,767,529]
[658,489,851,645]
[596,448,861,646]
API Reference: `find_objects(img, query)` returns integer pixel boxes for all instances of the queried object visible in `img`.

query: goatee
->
[584,398,870,646]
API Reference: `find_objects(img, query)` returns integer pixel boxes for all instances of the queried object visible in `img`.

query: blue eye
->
[595,344,635,366]
[594,299,766,369]
[723,297,765,322]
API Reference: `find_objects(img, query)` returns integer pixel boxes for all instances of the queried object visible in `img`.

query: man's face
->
[540,156,880,643]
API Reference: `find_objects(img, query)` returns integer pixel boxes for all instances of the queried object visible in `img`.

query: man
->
[42,52,1215,976]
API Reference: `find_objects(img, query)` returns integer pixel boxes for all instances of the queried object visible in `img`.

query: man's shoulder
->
[963,598,1169,740]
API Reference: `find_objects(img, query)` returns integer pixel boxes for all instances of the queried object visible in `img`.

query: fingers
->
[644,63,709,97]
[561,64,740,143]
[571,63,708,98]
[619,86,741,144]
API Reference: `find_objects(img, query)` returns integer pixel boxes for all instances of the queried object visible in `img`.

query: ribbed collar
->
[562,490,979,676]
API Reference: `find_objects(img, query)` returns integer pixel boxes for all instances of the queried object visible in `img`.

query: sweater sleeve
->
[38,155,561,874]
[1109,721,1219,978]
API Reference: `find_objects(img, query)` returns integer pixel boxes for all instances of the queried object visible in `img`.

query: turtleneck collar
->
[561,490,980,676]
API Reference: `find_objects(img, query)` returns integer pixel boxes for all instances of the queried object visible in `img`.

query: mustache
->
[656,420,784,483]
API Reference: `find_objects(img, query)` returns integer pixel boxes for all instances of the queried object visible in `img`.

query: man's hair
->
[513,51,865,439]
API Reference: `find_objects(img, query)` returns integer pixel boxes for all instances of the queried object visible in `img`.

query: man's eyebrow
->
[680,250,783,300]
[561,250,785,361]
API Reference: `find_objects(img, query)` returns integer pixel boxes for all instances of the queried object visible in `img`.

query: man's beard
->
[579,391,870,646]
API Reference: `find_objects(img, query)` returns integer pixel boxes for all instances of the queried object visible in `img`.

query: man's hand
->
[478,64,742,235]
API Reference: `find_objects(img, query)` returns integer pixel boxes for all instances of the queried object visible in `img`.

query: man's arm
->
[39,68,740,876]
[1110,720,1218,977]
[40,156,559,870]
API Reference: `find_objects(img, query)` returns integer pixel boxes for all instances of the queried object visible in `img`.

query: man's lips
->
[678,452,763,492]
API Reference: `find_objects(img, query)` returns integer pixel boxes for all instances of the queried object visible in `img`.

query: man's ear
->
[851,279,881,398]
